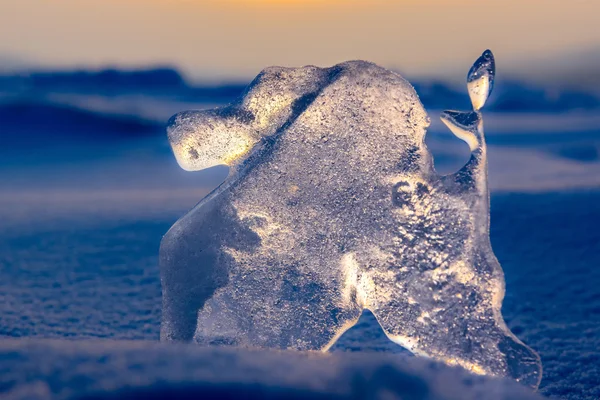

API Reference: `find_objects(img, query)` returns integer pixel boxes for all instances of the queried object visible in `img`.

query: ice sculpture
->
[160,50,542,389]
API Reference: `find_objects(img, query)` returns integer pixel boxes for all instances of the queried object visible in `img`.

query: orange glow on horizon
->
[0,0,598,80]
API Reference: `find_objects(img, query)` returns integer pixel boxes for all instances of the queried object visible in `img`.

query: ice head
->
[160,55,542,389]
[167,65,331,171]
[167,108,257,171]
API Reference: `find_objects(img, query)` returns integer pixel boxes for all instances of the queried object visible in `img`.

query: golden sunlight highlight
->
[224,0,365,6]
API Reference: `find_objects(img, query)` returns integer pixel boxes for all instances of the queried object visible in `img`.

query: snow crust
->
[0,339,542,400]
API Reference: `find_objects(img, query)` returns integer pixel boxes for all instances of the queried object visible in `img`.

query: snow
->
[0,339,542,400]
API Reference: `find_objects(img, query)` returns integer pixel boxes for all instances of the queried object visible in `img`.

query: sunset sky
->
[1,0,599,80]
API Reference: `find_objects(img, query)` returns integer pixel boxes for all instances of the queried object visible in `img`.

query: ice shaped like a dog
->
[160,51,542,389]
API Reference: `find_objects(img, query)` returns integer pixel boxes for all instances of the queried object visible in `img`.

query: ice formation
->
[160,50,542,389]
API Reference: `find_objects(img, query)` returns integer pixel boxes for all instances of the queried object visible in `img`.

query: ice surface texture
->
[160,51,542,388]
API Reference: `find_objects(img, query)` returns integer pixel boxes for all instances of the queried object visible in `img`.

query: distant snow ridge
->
[161,51,542,388]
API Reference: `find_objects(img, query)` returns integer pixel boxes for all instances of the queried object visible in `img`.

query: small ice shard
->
[160,53,542,389]
[467,49,495,111]
[440,111,482,151]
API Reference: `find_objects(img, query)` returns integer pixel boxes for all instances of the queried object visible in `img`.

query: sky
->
[0,0,599,80]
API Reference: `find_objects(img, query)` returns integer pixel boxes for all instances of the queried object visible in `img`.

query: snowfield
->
[0,339,543,400]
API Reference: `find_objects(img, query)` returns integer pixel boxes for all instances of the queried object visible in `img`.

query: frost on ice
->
[160,51,542,389]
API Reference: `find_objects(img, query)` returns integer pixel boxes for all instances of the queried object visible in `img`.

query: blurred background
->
[1,0,599,206]
[0,1,599,399]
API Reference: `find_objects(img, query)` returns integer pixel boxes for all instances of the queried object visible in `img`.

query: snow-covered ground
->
[0,339,544,400]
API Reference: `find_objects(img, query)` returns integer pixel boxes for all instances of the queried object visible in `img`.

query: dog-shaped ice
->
[160,51,542,388]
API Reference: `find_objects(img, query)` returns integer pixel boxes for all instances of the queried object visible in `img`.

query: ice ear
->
[467,50,495,111]
[440,50,495,155]
[441,50,494,192]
